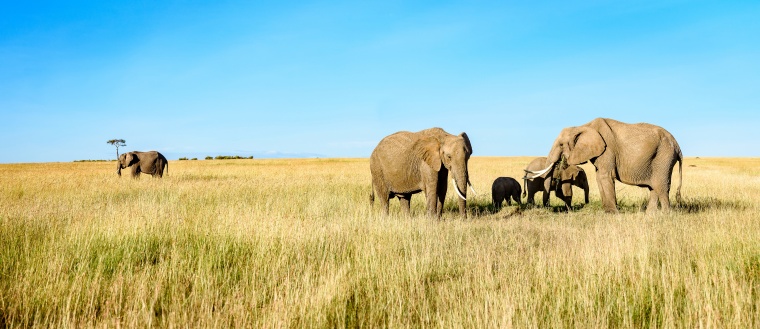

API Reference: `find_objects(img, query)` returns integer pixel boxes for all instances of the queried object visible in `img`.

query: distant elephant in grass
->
[525,118,682,213]
[491,177,521,210]
[370,127,473,218]
[117,151,168,178]
[523,157,589,211]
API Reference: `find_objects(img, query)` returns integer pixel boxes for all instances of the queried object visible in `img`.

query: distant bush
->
[74,159,111,162]
[191,158,198,160]
[205,156,213,160]
[178,157,189,161]
[213,155,254,160]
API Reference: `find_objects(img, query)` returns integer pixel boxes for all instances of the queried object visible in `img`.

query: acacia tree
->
[107,139,126,159]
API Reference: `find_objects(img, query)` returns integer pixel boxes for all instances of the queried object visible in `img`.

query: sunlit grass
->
[1,157,758,327]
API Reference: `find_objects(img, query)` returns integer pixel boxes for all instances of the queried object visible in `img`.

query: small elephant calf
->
[491,177,522,210]
[523,157,589,211]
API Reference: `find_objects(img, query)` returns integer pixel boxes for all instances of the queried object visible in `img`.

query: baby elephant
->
[523,157,589,210]
[491,177,522,210]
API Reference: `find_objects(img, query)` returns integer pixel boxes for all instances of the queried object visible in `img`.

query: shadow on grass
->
[596,197,749,214]
[444,195,747,218]
[674,196,749,213]
[463,199,589,218]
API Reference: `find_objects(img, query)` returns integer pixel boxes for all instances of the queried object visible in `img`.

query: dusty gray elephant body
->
[370,128,472,218]
[526,118,682,213]
[523,157,589,210]
[491,177,521,210]
[117,151,168,178]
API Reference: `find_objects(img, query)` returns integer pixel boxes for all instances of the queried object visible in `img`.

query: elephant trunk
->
[451,167,468,217]
[117,162,122,177]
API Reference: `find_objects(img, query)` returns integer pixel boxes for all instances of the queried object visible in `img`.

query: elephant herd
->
[370,117,683,218]
[117,117,683,218]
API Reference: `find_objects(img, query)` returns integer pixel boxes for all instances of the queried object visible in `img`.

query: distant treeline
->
[75,155,254,162]
[180,155,254,160]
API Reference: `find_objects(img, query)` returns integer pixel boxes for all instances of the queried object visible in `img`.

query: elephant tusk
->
[468,182,477,196]
[452,179,467,201]
[524,164,553,179]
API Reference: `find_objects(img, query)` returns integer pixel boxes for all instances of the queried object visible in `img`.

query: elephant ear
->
[415,137,442,172]
[568,127,605,165]
[126,152,137,166]
[459,132,472,156]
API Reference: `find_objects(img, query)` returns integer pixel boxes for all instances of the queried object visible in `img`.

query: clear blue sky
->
[1,1,758,163]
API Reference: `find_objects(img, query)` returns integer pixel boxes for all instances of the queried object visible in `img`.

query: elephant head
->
[417,132,472,200]
[117,152,135,177]
[441,132,473,201]
[527,126,605,179]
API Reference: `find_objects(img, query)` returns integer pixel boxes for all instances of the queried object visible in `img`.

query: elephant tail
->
[522,176,527,199]
[675,152,683,204]
[369,188,375,206]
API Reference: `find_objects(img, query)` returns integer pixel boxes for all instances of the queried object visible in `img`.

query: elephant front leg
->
[541,191,550,207]
[457,197,466,218]
[424,190,441,218]
[596,171,618,213]
[563,195,572,211]
[584,186,590,204]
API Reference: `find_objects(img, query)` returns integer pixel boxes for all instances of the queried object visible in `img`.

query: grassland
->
[1,157,758,327]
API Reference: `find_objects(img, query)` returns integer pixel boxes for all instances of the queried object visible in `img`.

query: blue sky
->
[1,1,758,163]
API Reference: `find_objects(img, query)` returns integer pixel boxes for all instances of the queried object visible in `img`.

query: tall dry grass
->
[0,157,758,327]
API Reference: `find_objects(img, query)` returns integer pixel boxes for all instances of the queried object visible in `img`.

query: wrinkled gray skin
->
[370,128,472,218]
[523,157,589,211]
[117,151,168,178]
[526,118,682,213]
[491,177,521,210]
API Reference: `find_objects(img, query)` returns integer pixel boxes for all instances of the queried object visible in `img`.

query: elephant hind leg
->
[659,191,671,212]
[645,186,672,213]
[398,194,412,216]
[372,182,391,216]
[645,188,660,213]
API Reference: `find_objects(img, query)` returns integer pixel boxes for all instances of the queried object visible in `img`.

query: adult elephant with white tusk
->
[525,118,682,213]
[370,127,473,218]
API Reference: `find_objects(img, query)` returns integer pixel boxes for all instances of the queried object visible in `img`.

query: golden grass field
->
[1,157,758,327]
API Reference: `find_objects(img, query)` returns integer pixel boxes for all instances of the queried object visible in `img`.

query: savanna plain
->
[1,157,759,328]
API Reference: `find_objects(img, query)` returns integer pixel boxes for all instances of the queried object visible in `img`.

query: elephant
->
[370,127,473,218]
[523,157,589,211]
[117,151,168,178]
[491,177,521,210]
[525,118,682,213]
